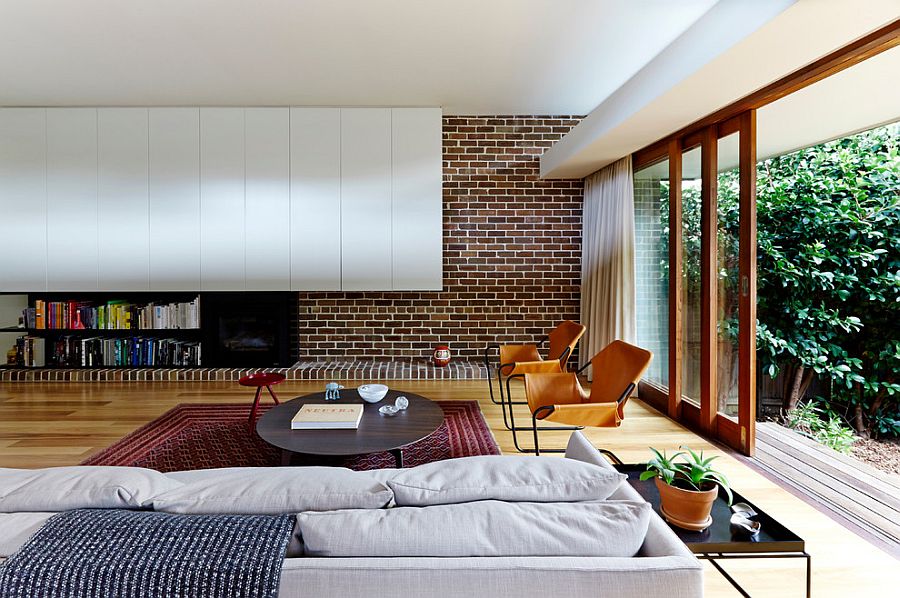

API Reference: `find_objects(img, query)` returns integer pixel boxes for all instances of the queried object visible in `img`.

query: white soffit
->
[541,0,900,179]
[0,0,716,114]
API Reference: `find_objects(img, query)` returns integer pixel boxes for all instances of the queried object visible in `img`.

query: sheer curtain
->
[579,156,636,372]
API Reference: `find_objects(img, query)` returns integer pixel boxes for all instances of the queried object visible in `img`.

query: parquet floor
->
[0,379,897,596]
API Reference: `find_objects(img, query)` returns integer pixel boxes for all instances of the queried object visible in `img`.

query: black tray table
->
[616,464,810,597]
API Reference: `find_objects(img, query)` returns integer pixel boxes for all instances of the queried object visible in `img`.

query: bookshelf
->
[3,293,202,369]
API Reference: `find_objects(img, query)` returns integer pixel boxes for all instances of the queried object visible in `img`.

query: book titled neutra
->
[291,404,364,430]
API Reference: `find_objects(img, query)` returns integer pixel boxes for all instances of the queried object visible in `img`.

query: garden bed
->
[852,437,900,477]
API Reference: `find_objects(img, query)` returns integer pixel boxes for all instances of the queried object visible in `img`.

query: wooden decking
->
[754,421,900,557]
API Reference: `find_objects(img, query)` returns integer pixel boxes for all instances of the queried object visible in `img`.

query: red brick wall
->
[297,115,584,359]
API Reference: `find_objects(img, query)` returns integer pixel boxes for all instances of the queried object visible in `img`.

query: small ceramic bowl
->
[379,405,400,417]
[358,384,389,403]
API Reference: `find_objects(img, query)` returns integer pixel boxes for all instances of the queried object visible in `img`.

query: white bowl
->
[358,384,389,403]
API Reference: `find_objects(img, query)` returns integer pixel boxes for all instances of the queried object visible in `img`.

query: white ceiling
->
[542,0,900,178]
[0,0,717,114]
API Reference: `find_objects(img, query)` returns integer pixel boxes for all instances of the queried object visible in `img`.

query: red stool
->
[239,372,286,433]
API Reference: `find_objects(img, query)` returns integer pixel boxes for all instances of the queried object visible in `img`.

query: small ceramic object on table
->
[324,382,344,401]
[379,405,400,417]
[358,383,389,403]
[730,503,762,537]
[394,396,409,410]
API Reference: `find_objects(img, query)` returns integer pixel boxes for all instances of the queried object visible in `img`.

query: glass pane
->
[681,146,702,405]
[717,133,741,417]
[633,160,670,388]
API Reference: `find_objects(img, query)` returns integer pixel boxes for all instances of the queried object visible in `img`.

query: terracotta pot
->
[655,477,718,531]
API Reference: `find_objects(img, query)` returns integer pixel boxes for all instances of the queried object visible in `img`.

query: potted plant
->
[640,447,732,531]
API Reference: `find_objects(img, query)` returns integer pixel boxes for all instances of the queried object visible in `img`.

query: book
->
[290,404,364,430]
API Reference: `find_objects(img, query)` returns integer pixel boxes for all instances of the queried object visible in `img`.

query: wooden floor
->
[755,421,900,557]
[1,379,898,596]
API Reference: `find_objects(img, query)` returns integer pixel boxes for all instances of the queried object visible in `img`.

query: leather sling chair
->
[511,340,652,458]
[483,320,586,430]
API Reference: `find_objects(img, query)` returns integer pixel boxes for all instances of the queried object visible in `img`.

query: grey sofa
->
[0,431,702,598]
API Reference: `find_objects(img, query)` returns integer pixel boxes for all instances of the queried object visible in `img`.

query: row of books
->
[21,298,200,330]
[15,336,46,367]
[20,336,202,368]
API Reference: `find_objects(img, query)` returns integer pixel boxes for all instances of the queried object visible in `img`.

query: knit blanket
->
[0,509,294,598]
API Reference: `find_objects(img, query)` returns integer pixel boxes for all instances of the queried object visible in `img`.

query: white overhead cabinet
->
[46,108,99,291]
[0,106,442,292]
[98,108,150,291]
[200,108,245,290]
[245,108,291,290]
[290,108,341,291]
[391,108,443,290]
[149,108,201,291]
[0,108,48,291]
[341,108,393,291]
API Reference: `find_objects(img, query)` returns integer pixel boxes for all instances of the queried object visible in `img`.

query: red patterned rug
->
[82,401,499,471]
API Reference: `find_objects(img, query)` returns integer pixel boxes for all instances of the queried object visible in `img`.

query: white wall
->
[0,106,443,292]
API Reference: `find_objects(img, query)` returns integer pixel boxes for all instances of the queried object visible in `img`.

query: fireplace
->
[201,293,295,367]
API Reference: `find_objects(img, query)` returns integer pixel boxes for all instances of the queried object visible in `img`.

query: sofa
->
[0,431,702,598]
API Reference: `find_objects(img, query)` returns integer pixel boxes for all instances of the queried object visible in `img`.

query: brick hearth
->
[0,359,487,383]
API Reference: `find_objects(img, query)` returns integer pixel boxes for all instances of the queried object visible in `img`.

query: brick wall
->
[633,176,669,385]
[297,116,584,359]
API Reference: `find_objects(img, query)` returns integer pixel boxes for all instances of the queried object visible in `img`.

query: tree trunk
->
[854,403,868,437]
[783,363,807,413]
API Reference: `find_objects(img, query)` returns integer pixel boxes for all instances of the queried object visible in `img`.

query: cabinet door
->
[245,108,290,290]
[200,108,245,290]
[340,108,392,291]
[0,108,47,291]
[392,108,443,290]
[290,107,341,291]
[98,108,150,290]
[149,108,201,291]
[46,109,99,291]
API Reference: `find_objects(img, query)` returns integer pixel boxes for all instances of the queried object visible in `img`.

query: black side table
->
[616,464,811,598]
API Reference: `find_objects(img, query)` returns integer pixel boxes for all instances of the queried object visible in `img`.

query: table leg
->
[805,552,812,598]
[280,449,293,466]
[390,448,403,468]
[706,557,751,598]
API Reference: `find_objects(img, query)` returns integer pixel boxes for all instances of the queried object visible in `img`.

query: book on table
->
[291,404,364,430]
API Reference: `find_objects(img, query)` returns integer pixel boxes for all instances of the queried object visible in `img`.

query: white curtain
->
[579,156,637,370]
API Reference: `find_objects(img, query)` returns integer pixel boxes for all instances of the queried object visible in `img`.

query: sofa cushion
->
[296,500,651,557]
[0,466,182,513]
[152,467,393,515]
[0,512,55,557]
[387,455,625,506]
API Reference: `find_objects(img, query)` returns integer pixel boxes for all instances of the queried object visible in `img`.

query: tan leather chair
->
[513,340,652,457]
[483,320,586,430]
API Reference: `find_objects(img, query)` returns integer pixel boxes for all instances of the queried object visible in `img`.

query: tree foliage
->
[755,125,900,438]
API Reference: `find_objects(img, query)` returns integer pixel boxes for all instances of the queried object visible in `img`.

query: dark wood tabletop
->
[256,388,445,462]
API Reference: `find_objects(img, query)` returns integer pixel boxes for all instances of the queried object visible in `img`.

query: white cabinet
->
[200,108,245,290]
[149,108,201,291]
[391,108,443,290]
[0,105,443,292]
[340,108,393,291]
[98,108,150,290]
[46,109,99,291]
[245,108,291,290]
[0,108,47,291]
[290,108,341,291]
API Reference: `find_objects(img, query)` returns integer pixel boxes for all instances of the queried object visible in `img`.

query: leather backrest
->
[547,320,586,368]
[588,341,653,412]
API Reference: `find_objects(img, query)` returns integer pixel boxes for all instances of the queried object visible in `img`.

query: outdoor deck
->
[754,421,900,557]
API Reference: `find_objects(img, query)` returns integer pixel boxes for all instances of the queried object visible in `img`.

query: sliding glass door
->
[632,111,757,455]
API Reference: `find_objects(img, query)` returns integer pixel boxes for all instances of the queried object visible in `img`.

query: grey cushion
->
[0,466,182,513]
[388,455,625,506]
[0,512,55,557]
[297,500,651,557]
[152,467,393,515]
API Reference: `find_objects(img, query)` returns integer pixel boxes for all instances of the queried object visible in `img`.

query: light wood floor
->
[1,379,897,596]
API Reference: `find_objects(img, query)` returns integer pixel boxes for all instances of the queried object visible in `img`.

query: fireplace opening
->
[202,293,295,367]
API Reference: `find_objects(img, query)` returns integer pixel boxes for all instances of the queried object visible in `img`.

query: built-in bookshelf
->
[4,293,202,369]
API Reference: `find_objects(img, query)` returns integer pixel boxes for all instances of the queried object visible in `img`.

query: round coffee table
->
[256,389,445,467]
